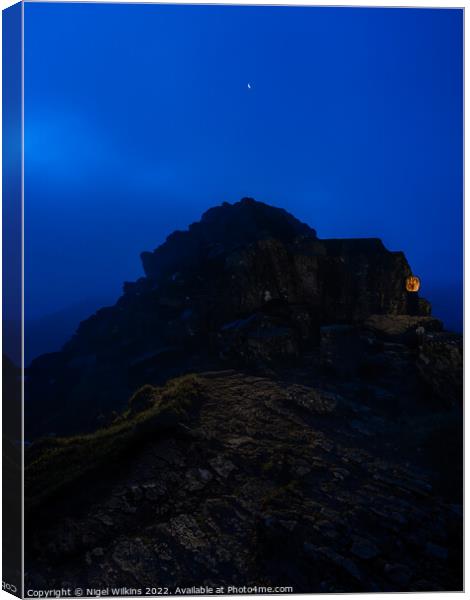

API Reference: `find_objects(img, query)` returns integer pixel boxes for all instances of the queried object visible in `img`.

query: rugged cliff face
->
[26,198,430,438]
[23,199,462,593]
[141,198,426,323]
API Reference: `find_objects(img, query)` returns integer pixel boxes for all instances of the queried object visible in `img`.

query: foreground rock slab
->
[26,361,462,593]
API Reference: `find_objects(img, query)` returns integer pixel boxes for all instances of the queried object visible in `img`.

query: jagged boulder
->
[364,315,443,342]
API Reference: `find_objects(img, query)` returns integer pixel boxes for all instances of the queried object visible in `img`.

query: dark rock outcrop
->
[26,199,432,438]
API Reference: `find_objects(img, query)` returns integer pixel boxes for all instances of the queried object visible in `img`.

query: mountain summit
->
[23,199,462,593]
[141,198,316,280]
[27,198,434,437]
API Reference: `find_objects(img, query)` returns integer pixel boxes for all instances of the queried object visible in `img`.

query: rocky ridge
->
[26,322,462,592]
[23,198,462,593]
[26,198,430,438]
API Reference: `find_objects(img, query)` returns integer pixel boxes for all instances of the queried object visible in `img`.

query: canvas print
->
[2,2,463,596]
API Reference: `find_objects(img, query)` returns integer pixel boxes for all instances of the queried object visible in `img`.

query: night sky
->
[24,3,463,361]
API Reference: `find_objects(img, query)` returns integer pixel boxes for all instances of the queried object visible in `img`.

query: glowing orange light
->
[405,275,421,293]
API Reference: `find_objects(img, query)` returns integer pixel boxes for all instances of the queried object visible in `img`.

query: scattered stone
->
[384,563,412,586]
[426,542,449,561]
[351,538,379,560]
[185,468,213,491]
[318,547,363,582]
[209,456,236,479]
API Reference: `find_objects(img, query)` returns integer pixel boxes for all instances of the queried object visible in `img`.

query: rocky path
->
[26,367,462,593]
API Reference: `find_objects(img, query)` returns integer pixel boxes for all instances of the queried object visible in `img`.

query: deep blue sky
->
[24,4,463,342]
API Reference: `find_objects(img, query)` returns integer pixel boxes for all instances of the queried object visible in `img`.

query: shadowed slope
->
[25,318,462,592]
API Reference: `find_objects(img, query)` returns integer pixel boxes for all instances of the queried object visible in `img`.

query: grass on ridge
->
[25,374,204,511]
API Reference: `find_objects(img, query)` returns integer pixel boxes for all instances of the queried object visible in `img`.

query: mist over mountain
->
[24,297,115,366]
